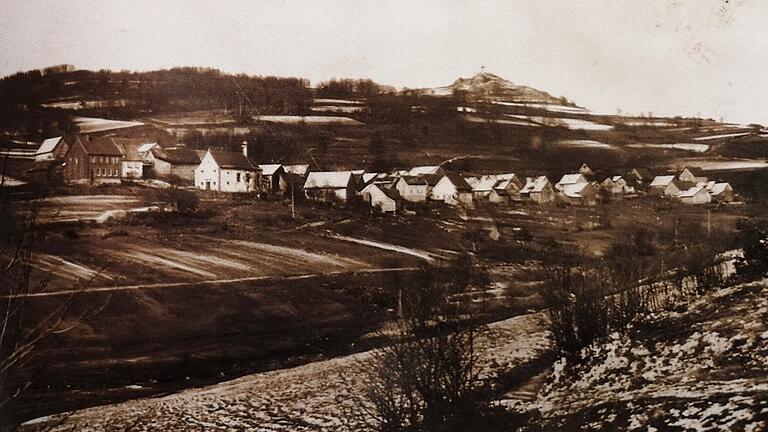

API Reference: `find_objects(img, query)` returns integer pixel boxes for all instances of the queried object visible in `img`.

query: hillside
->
[427,71,572,107]
[509,279,768,431]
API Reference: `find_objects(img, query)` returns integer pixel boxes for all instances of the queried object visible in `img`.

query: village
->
[13,130,737,215]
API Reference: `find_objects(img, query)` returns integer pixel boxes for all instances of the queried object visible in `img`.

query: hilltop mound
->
[429,71,573,106]
[517,279,768,431]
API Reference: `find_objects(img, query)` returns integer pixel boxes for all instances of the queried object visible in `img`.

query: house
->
[678,167,708,184]
[649,175,687,197]
[303,171,356,205]
[259,164,288,194]
[555,173,588,191]
[465,175,501,202]
[601,176,633,194]
[195,148,259,192]
[63,135,122,184]
[678,185,711,204]
[394,176,431,202]
[493,174,524,203]
[579,163,593,176]
[430,174,474,206]
[34,136,69,161]
[110,138,151,179]
[708,182,735,203]
[520,176,555,204]
[149,147,201,181]
[559,182,598,205]
[625,168,654,190]
[360,183,401,213]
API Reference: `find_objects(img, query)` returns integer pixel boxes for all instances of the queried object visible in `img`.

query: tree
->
[368,132,388,172]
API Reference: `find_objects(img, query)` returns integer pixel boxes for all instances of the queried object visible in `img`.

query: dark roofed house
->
[150,147,202,182]
[63,136,122,184]
[111,137,150,179]
[195,147,259,192]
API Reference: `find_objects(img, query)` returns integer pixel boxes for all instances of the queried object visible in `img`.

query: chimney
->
[241,141,248,158]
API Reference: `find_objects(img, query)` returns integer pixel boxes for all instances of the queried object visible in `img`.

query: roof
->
[630,168,653,180]
[284,164,310,176]
[111,138,150,161]
[650,175,676,187]
[152,148,201,165]
[398,175,428,186]
[408,166,443,176]
[441,173,472,191]
[36,136,62,155]
[83,136,124,156]
[259,164,283,176]
[138,142,158,153]
[611,175,623,182]
[465,175,498,192]
[363,183,401,202]
[710,182,731,196]
[678,185,709,198]
[208,149,256,170]
[304,171,353,189]
[557,173,586,186]
[562,182,590,198]
[521,176,550,193]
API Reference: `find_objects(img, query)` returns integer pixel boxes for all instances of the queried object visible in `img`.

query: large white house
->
[303,171,356,205]
[430,174,473,206]
[195,148,259,192]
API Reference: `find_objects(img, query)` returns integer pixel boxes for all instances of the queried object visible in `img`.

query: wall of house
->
[122,161,143,179]
[153,158,172,177]
[64,144,121,184]
[195,153,220,191]
[395,180,428,202]
[681,191,711,204]
[305,188,348,206]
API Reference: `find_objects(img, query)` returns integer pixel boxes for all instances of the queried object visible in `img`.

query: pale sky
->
[1,0,766,123]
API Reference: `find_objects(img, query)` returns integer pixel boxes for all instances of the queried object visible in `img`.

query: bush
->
[736,227,768,280]
[163,188,199,214]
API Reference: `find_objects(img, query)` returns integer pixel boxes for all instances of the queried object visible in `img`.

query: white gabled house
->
[650,175,683,197]
[430,174,474,207]
[394,176,429,202]
[195,148,259,192]
[520,176,555,204]
[705,181,735,203]
[360,183,400,213]
[601,176,633,194]
[555,173,588,192]
[407,165,445,177]
[259,164,288,194]
[34,136,68,161]
[303,171,356,206]
[678,185,711,204]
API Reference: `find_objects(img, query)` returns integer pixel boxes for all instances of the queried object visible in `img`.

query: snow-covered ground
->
[252,115,363,125]
[20,313,551,431]
[671,159,768,171]
[491,101,591,114]
[556,139,614,149]
[692,132,751,141]
[73,117,145,133]
[506,279,768,431]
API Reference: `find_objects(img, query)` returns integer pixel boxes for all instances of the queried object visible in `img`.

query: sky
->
[0,0,766,123]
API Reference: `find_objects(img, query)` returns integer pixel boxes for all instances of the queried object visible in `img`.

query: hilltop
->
[426,71,575,107]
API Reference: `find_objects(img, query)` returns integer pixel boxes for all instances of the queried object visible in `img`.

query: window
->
[236,173,241,182]
[90,156,95,163]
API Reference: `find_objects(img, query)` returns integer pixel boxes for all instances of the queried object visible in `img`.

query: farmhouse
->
[283,164,310,177]
[601,176,632,194]
[111,138,150,179]
[195,148,258,192]
[63,136,122,184]
[430,174,474,207]
[465,175,502,202]
[555,173,588,191]
[707,182,735,203]
[360,183,401,213]
[678,185,711,204]
[650,175,687,197]
[520,176,555,204]
[303,171,356,205]
[34,136,69,161]
[559,182,598,205]
[259,164,288,194]
[394,176,430,202]
[493,174,524,203]
[625,168,654,190]
[149,147,201,181]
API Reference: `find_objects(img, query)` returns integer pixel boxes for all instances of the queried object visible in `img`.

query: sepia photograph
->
[1,1,767,430]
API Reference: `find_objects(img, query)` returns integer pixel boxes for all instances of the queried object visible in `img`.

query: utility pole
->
[707,209,711,239]
[291,182,296,220]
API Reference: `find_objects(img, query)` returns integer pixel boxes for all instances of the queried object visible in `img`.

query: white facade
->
[122,160,143,179]
[394,177,428,202]
[195,151,256,192]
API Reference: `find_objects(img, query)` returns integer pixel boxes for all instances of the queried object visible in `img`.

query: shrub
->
[736,227,768,280]
[163,188,199,214]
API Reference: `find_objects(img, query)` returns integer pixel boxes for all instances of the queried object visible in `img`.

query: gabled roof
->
[710,182,732,196]
[208,149,256,171]
[259,164,283,176]
[562,182,590,198]
[284,164,310,176]
[557,173,586,186]
[650,175,676,187]
[678,185,709,198]
[611,175,623,182]
[111,138,150,161]
[398,175,429,186]
[152,148,201,165]
[138,142,158,153]
[408,165,443,176]
[521,176,550,194]
[83,136,123,156]
[465,175,498,192]
[36,136,63,155]
[363,182,401,201]
[628,168,653,180]
[441,173,472,191]
[304,171,353,189]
